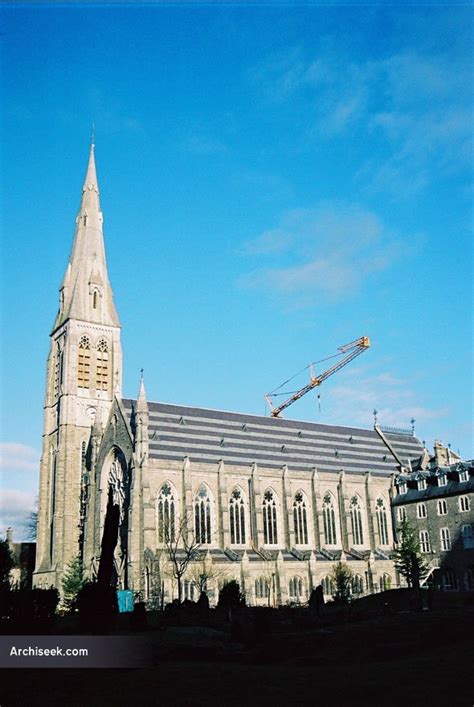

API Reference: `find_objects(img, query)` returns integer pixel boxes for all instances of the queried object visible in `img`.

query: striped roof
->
[122,399,424,476]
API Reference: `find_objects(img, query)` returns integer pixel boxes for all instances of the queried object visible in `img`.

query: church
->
[33,143,430,606]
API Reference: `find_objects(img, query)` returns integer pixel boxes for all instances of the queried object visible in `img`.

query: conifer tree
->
[61,554,84,612]
[393,518,429,590]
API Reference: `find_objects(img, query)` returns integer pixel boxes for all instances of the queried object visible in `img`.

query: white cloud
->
[0,488,36,541]
[239,204,417,302]
[0,443,40,472]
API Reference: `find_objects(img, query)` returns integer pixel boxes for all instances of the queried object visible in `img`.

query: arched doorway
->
[97,448,129,589]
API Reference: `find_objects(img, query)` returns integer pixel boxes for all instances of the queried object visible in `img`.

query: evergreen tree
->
[331,561,354,603]
[61,554,85,612]
[0,539,15,590]
[393,518,429,590]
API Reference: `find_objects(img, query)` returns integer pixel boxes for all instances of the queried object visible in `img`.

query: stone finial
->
[136,370,148,414]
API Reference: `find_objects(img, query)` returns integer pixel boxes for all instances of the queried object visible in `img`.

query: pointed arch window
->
[77,335,91,388]
[194,485,212,544]
[53,341,64,398]
[157,482,176,544]
[321,576,334,598]
[255,577,270,600]
[352,574,364,596]
[322,493,337,546]
[96,338,109,391]
[289,576,305,601]
[293,491,308,545]
[350,496,364,546]
[229,488,246,545]
[263,489,278,545]
[376,498,389,546]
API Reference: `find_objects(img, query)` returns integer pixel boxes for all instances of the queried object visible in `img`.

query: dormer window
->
[438,474,447,487]
[417,478,427,491]
[397,481,407,495]
[459,469,468,482]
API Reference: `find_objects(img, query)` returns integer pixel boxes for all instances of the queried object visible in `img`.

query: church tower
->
[34,141,122,589]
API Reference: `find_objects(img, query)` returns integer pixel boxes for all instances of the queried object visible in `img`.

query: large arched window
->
[77,335,91,388]
[376,498,389,546]
[194,485,212,544]
[96,338,109,391]
[183,579,197,601]
[322,493,337,546]
[289,576,305,602]
[53,341,63,398]
[263,489,278,544]
[293,491,308,545]
[379,573,391,592]
[157,482,176,544]
[229,488,246,545]
[350,496,364,546]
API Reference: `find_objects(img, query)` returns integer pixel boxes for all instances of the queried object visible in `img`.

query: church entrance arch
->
[98,447,130,589]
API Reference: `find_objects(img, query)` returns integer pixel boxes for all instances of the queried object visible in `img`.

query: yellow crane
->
[265,336,371,418]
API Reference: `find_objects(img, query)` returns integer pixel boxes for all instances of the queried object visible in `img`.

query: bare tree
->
[188,551,228,598]
[25,498,38,541]
[162,512,201,603]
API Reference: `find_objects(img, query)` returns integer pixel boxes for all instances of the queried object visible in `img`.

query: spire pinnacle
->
[137,370,148,413]
[83,141,98,193]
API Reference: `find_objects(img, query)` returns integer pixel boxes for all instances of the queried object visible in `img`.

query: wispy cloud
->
[0,443,40,472]
[181,134,228,156]
[239,204,419,303]
[322,366,450,433]
[250,44,472,193]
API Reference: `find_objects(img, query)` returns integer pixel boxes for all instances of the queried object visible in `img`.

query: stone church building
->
[34,144,432,606]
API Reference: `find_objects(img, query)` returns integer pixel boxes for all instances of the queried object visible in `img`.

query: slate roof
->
[123,399,424,477]
[392,461,474,505]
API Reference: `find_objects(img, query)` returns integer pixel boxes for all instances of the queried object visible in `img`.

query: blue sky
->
[1,3,472,539]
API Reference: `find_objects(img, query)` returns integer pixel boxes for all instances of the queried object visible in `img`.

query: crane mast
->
[265,336,370,418]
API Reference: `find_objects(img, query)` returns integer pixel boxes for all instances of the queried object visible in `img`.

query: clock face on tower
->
[86,406,97,421]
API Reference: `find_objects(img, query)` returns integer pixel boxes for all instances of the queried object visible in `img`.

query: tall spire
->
[53,141,120,332]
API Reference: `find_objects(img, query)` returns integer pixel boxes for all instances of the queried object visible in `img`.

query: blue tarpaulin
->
[117,590,134,613]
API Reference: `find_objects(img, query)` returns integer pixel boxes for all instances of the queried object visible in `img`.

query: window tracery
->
[229,488,246,545]
[263,489,278,545]
[157,482,176,544]
[293,492,308,545]
[77,335,91,388]
[194,485,212,544]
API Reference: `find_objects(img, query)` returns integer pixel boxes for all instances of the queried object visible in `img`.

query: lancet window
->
[263,489,278,545]
[229,488,246,545]
[77,335,91,388]
[293,492,308,545]
[157,482,176,544]
[194,485,212,544]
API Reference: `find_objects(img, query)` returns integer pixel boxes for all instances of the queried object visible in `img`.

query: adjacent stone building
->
[33,145,472,605]
[392,444,474,592]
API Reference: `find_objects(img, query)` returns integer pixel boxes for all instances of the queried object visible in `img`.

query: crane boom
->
[265,336,370,418]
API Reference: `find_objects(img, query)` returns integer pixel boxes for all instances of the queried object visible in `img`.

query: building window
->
[255,577,270,600]
[96,338,109,390]
[350,496,364,546]
[459,469,468,482]
[376,498,389,546]
[229,488,246,545]
[459,495,470,512]
[322,493,337,546]
[194,485,212,544]
[77,335,91,388]
[438,474,447,487]
[289,576,305,602]
[440,527,451,551]
[352,574,364,596]
[397,481,407,495]
[379,573,391,592]
[441,568,456,591]
[417,478,427,490]
[464,567,474,591]
[416,503,427,519]
[419,530,431,553]
[321,576,334,598]
[397,507,407,523]
[183,580,196,601]
[157,482,176,544]
[263,489,278,545]
[293,492,308,545]
[53,342,63,398]
[437,499,448,516]
[462,525,474,549]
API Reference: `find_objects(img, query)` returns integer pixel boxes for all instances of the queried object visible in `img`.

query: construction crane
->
[264,336,371,418]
